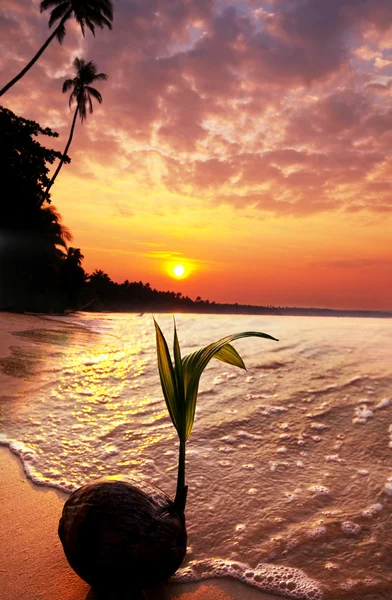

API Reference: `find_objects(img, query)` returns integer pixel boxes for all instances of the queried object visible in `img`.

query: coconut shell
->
[58,478,187,593]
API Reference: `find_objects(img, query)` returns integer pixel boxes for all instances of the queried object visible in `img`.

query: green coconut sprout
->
[154,319,278,513]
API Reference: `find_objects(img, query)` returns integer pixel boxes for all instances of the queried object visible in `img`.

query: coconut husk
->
[59,477,187,595]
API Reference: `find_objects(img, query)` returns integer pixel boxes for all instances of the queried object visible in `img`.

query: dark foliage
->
[84,271,274,314]
[82,271,392,317]
[0,107,86,312]
[59,248,86,309]
[40,0,113,40]
[0,106,66,207]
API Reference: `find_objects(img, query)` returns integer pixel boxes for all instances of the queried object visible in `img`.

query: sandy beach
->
[1,446,280,600]
[0,312,390,600]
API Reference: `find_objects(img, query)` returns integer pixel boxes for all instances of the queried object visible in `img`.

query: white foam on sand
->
[340,521,361,535]
[361,503,383,518]
[4,440,78,492]
[174,559,323,599]
[352,404,374,424]
[375,398,391,410]
[383,476,392,496]
[308,485,331,497]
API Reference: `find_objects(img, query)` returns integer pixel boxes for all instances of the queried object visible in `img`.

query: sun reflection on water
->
[0,316,176,490]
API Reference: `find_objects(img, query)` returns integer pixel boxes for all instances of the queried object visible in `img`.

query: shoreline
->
[1,446,390,600]
[0,446,279,600]
[0,312,390,600]
[2,307,392,318]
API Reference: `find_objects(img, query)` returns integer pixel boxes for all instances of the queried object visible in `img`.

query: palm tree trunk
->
[0,13,71,97]
[40,105,79,207]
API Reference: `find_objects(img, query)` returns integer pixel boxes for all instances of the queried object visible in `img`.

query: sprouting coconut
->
[59,319,278,595]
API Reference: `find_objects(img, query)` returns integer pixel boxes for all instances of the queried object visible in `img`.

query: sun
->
[165,260,192,280]
[173,264,185,277]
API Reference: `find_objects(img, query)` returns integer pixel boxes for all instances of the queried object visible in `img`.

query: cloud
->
[312,258,392,268]
[365,78,392,93]
[114,203,135,217]
[1,0,392,217]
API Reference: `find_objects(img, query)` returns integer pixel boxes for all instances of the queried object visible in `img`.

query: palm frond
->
[41,205,72,246]
[173,320,185,437]
[73,57,84,72]
[79,18,85,37]
[41,0,113,45]
[86,87,103,103]
[155,321,278,443]
[155,320,278,513]
[73,1,114,36]
[55,22,66,43]
[79,61,98,82]
[80,2,113,29]
[40,0,65,13]
[94,72,109,82]
[96,0,113,21]
[62,78,73,93]
[182,331,278,440]
[68,87,77,109]
[48,3,70,27]
[154,320,180,433]
[213,343,246,369]
[85,18,96,36]
[79,99,87,121]
[99,15,112,29]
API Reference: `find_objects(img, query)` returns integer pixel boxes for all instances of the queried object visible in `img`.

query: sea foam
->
[174,559,323,599]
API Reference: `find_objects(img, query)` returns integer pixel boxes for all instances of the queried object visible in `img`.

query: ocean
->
[1,312,391,599]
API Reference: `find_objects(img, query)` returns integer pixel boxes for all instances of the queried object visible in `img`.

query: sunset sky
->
[1,0,392,310]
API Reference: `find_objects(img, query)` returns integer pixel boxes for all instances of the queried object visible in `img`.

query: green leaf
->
[154,321,278,513]
[154,319,180,433]
[173,318,185,437]
[182,331,278,440]
[213,343,246,370]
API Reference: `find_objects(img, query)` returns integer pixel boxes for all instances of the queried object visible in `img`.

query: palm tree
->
[0,0,113,97]
[65,247,84,267]
[41,58,107,203]
[39,204,72,250]
[60,247,86,308]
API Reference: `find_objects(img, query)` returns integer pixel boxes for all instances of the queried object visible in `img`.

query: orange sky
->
[1,0,391,309]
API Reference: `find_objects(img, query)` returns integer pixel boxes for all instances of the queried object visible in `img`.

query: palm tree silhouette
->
[41,58,108,203]
[40,204,72,249]
[65,247,84,267]
[0,0,113,97]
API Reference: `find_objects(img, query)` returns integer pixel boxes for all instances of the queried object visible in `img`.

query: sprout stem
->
[174,438,187,514]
